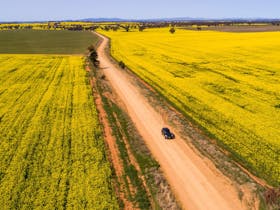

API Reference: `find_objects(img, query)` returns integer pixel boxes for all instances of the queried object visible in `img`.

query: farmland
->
[0,30,98,54]
[101,28,280,185]
[0,55,118,209]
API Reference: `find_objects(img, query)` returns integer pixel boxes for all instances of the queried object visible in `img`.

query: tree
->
[104,26,110,31]
[138,25,146,32]
[125,25,130,32]
[121,25,130,32]
[88,45,99,67]
[112,25,119,31]
[169,27,175,34]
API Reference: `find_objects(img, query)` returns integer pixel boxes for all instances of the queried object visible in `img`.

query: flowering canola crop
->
[102,28,280,185]
[0,55,118,209]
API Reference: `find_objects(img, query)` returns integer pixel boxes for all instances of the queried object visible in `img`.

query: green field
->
[0,30,98,54]
[101,28,280,185]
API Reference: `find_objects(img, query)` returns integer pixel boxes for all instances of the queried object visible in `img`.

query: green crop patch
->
[0,30,98,54]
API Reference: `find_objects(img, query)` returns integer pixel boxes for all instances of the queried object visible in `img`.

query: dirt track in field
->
[95,32,250,210]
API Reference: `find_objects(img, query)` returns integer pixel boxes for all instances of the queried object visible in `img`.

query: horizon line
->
[1,16,280,23]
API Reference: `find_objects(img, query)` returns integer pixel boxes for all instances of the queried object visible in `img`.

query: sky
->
[1,0,280,22]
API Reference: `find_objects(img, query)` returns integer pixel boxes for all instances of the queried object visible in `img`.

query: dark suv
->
[161,127,175,139]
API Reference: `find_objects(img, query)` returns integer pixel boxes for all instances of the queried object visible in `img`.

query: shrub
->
[169,27,175,34]
[88,46,99,67]
[119,61,126,69]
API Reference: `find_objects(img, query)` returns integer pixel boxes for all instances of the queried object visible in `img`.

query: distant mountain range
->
[1,17,280,24]
[80,17,280,22]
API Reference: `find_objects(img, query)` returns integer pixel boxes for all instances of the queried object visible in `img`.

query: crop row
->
[0,55,118,209]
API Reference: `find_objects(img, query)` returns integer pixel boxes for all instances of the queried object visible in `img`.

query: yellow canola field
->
[0,55,118,209]
[102,28,280,185]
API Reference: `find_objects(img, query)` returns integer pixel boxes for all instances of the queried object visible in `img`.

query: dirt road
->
[95,33,248,210]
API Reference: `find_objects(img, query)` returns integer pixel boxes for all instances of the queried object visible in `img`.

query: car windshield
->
[164,128,170,132]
